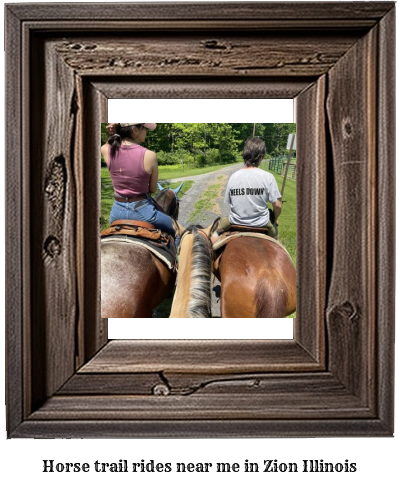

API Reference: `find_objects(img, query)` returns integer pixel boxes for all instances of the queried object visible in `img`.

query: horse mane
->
[185,227,212,318]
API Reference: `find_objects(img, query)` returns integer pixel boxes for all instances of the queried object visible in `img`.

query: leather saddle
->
[101,220,171,243]
[101,220,177,270]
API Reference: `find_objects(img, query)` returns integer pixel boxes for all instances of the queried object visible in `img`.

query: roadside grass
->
[101,168,193,230]
[261,159,297,318]
[188,182,224,223]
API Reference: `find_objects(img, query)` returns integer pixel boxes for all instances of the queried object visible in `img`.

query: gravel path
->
[160,163,243,317]
[160,163,242,228]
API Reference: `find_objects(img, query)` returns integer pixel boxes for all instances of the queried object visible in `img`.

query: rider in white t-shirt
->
[217,137,282,239]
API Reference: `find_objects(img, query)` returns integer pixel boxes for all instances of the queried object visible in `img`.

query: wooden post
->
[253,123,256,136]
[281,134,295,198]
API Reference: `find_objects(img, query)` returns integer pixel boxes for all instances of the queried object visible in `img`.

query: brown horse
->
[210,221,296,318]
[169,226,213,318]
[101,186,182,318]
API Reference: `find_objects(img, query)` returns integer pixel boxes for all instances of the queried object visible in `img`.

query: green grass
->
[261,159,297,318]
[188,182,224,222]
[260,160,296,265]
[100,168,194,230]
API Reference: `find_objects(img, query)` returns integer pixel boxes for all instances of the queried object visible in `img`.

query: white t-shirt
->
[224,168,281,226]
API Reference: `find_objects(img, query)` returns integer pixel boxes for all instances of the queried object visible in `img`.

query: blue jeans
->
[109,196,176,236]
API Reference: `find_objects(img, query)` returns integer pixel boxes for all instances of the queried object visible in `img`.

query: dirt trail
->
[160,163,242,228]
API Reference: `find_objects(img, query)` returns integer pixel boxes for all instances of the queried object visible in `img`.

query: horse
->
[101,184,183,318]
[169,226,213,318]
[210,220,296,318]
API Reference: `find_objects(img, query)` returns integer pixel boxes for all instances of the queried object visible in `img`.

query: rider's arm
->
[101,144,109,167]
[106,123,118,135]
[143,150,159,194]
[272,198,282,222]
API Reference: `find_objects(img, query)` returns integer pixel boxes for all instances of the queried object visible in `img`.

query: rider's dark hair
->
[108,124,145,158]
[243,137,266,167]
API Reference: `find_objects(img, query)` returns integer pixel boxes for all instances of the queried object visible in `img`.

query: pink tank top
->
[108,144,150,197]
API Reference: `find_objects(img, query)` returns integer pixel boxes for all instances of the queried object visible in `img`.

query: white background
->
[1,1,398,486]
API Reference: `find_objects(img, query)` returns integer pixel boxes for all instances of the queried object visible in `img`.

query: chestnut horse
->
[210,221,296,318]
[101,186,182,318]
[169,226,213,318]
[170,223,296,318]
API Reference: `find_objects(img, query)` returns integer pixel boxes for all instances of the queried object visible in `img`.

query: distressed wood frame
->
[5,2,395,438]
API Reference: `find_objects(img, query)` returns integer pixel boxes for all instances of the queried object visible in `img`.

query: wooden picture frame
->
[5,2,395,438]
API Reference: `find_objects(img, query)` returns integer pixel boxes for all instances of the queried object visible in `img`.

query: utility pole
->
[281,134,296,198]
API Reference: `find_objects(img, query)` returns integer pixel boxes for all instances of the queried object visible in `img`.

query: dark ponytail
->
[108,125,135,158]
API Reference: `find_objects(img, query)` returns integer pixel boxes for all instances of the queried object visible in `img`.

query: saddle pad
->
[101,234,177,270]
[229,224,270,235]
[213,232,290,257]
[212,232,292,275]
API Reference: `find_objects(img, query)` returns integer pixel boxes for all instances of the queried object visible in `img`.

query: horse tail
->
[255,274,288,318]
[187,228,212,318]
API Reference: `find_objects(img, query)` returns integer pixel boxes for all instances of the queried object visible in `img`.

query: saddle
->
[101,220,177,270]
[101,220,167,241]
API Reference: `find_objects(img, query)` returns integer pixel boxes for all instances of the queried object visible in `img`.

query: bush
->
[204,148,220,165]
[220,150,240,164]
[157,149,192,166]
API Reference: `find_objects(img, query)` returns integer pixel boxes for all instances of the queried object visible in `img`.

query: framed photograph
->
[101,108,297,331]
[5,2,395,437]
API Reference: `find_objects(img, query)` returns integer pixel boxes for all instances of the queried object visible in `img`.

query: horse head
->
[153,183,184,220]
[157,182,183,197]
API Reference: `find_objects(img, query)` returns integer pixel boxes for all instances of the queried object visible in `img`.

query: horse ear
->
[157,182,165,191]
[173,182,184,195]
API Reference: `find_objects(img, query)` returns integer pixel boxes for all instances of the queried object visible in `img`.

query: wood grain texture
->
[7,2,394,22]
[91,79,311,100]
[5,4,25,437]
[30,37,79,409]
[54,34,360,78]
[326,26,377,404]
[14,418,391,439]
[295,76,326,363]
[79,80,109,365]
[5,2,395,438]
[375,6,396,430]
[79,340,321,374]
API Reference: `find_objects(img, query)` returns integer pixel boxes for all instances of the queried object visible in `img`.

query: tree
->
[101,122,296,166]
[264,123,296,156]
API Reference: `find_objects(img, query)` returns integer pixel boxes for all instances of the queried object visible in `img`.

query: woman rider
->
[217,137,282,239]
[101,123,177,237]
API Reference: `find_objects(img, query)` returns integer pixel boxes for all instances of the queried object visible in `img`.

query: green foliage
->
[101,123,109,145]
[100,122,296,169]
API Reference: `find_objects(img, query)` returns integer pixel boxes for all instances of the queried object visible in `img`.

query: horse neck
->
[170,230,212,318]
[170,234,194,318]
